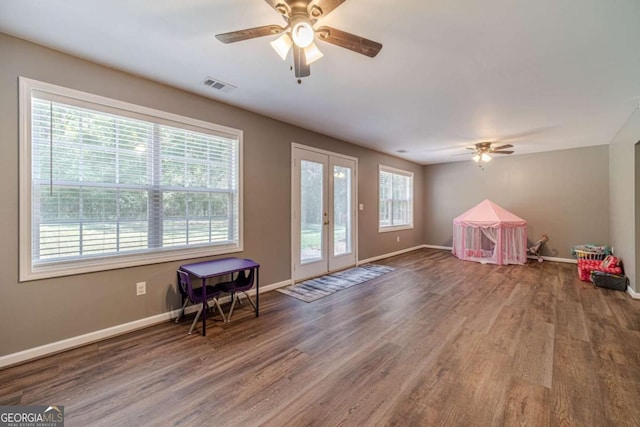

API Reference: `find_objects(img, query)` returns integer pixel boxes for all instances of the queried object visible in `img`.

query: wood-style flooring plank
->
[501,378,552,426]
[511,319,555,389]
[556,301,590,342]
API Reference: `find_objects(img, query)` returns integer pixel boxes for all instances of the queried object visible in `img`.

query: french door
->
[292,145,357,281]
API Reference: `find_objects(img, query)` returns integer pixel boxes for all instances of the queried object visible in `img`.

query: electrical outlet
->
[397,235,400,242]
[136,281,146,296]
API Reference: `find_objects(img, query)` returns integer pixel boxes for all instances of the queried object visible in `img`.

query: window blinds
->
[30,97,240,265]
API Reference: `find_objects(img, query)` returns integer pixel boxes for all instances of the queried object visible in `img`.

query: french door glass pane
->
[300,160,324,263]
[333,165,352,256]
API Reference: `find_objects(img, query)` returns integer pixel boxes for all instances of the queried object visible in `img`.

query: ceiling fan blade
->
[215,25,286,43]
[316,26,382,58]
[293,46,310,78]
[452,152,475,156]
[492,151,514,155]
[491,144,513,151]
[308,0,346,19]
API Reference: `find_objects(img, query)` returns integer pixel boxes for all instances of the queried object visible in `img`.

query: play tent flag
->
[452,199,527,265]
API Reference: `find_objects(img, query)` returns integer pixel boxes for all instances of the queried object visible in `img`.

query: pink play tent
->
[452,199,527,265]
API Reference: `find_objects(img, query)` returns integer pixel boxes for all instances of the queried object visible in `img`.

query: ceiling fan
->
[464,142,514,163]
[215,0,383,83]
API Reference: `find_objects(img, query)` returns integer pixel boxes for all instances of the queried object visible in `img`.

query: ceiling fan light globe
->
[473,154,481,162]
[292,21,314,48]
[270,33,293,60]
[304,42,323,64]
[481,153,492,162]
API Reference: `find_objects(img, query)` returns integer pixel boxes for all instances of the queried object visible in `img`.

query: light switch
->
[359,204,364,211]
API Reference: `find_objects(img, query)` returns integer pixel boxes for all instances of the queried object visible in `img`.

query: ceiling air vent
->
[202,77,236,93]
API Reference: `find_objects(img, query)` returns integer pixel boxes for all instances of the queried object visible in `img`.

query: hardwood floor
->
[2,248,640,426]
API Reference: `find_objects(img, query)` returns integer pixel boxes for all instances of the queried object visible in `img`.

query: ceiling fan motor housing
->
[476,142,492,152]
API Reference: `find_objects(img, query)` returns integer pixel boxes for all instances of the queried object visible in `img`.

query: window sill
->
[379,225,414,233]
[20,244,243,282]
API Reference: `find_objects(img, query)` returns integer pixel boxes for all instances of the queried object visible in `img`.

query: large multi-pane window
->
[19,78,242,280]
[379,165,414,231]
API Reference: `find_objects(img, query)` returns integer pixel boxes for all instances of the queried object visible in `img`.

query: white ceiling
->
[1,0,639,164]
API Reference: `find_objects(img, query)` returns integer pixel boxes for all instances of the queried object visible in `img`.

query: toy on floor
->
[528,234,548,262]
[578,254,623,282]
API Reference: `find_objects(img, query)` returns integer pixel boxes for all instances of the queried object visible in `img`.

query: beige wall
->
[423,146,610,259]
[609,106,640,293]
[0,33,424,357]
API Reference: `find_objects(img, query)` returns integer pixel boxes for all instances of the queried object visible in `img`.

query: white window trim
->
[19,77,243,281]
[378,164,414,233]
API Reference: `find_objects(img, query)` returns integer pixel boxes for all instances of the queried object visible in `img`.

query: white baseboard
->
[527,255,577,264]
[358,245,425,265]
[627,286,640,299]
[0,311,179,369]
[0,279,292,370]
[423,244,453,251]
[244,279,292,297]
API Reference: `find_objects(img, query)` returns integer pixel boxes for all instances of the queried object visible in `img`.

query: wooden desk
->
[179,257,260,336]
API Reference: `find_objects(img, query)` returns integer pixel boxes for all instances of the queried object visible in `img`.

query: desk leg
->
[256,267,260,317]
[202,278,207,336]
